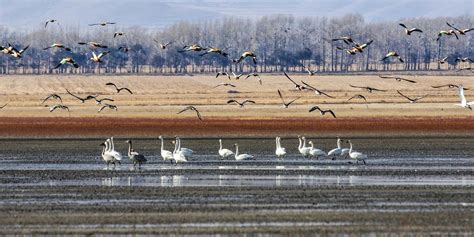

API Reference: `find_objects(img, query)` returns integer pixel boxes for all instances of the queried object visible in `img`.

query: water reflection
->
[95,174,474,187]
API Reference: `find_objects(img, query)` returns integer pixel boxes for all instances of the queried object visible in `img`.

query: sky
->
[0,0,472,30]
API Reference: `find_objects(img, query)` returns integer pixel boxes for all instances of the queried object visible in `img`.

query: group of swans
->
[100,137,123,168]
[158,136,193,164]
[297,136,327,159]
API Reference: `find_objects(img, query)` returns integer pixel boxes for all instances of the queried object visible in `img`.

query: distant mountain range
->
[0,0,472,30]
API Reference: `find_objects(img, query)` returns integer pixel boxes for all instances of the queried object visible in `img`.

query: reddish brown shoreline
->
[1,116,474,138]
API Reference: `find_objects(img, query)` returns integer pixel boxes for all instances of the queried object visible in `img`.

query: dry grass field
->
[0,73,473,137]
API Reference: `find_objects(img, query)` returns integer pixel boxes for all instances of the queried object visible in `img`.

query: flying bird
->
[245,73,262,85]
[78,42,108,49]
[302,65,317,76]
[98,103,118,113]
[106,82,133,94]
[66,89,97,103]
[213,83,236,88]
[283,72,303,91]
[94,97,115,105]
[309,106,337,118]
[436,30,459,41]
[216,72,231,80]
[46,104,70,112]
[179,44,206,52]
[233,51,257,64]
[44,19,57,28]
[381,51,404,63]
[199,47,229,57]
[43,43,71,51]
[113,32,125,38]
[0,103,7,109]
[331,36,354,45]
[399,23,423,35]
[378,75,416,83]
[446,22,473,35]
[118,46,133,53]
[455,57,474,63]
[432,84,469,90]
[231,72,244,80]
[346,94,367,103]
[89,22,116,26]
[90,51,109,63]
[439,56,449,64]
[41,94,62,104]
[3,44,29,58]
[177,106,202,121]
[301,81,335,98]
[227,99,256,108]
[397,90,428,103]
[350,85,387,93]
[154,40,173,50]
[54,57,79,69]
[278,89,300,108]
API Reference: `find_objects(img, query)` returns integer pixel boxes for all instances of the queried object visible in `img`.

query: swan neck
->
[219,139,223,150]
[298,137,302,149]
[173,138,178,153]
[128,142,132,157]
[235,145,239,157]
[160,137,164,151]
[349,142,353,153]
[337,138,341,148]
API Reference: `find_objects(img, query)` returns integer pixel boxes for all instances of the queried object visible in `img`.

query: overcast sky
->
[0,0,472,30]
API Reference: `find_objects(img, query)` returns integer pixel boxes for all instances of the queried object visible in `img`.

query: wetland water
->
[0,137,473,235]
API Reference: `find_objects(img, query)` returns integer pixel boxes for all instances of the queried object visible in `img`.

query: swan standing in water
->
[158,136,174,164]
[234,143,254,161]
[308,141,327,159]
[328,137,343,160]
[218,139,234,159]
[298,136,311,158]
[275,136,286,159]
[100,141,119,168]
[173,137,188,164]
[126,140,147,168]
[107,137,123,162]
[347,140,367,165]
[177,137,193,159]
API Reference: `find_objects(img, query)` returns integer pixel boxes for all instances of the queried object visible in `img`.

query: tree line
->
[0,14,472,75]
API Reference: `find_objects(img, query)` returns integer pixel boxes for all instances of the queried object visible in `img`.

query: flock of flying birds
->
[0,20,473,117]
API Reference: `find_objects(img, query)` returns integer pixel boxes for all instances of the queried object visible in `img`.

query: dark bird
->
[106,82,133,94]
[46,104,70,112]
[154,40,173,50]
[213,83,236,88]
[309,106,337,118]
[41,94,62,104]
[346,94,367,103]
[199,47,229,57]
[216,72,231,80]
[179,44,206,52]
[381,51,404,63]
[227,99,255,108]
[45,19,57,28]
[66,89,97,103]
[278,89,300,108]
[397,90,428,103]
[98,103,118,113]
[432,84,469,90]
[125,140,147,168]
[177,106,202,121]
[455,57,474,63]
[349,85,387,93]
[43,43,71,51]
[331,36,354,45]
[233,51,257,64]
[245,73,262,85]
[118,46,133,53]
[54,57,79,69]
[78,41,108,49]
[446,22,473,35]
[399,23,423,35]
[94,97,115,105]
[378,75,416,83]
[436,30,459,41]
[89,22,116,26]
[283,72,303,91]
[301,81,336,98]
[113,32,125,38]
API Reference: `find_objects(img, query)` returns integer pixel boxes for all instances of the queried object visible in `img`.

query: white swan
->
[328,137,343,159]
[158,136,174,164]
[455,84,473,110]
[173,137,188,164]
[308,141,327,158]
[298,136,311,158]
[234,143,254,161]
[347,140,367,165]
[107,137,123,162]
[100,140,118,168]
[275,136,286,159]
[177,137,193,158]
[218,139,234,159]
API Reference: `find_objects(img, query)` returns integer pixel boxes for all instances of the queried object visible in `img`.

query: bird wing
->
[98,105,107,113]
[349,84,365,89]
[397,90,412,101]
[300,81,316,90]
[19,45,29,54]
[194,108,202,121]
[177,106,191,114]
[326,110,337,118]
[66,89,84,101]
[41,95,53,104]
[243,100,256,104]
[317,90,336,98]
[105,82,118,90]
[227,100,238,105]
[399,23,407,29]
[119,87,133,94]
[411,28,423,33]
[378,75,395,79]
[308,106,320,113]
[283,72,299,86]
[0,103,7,109]
[277,90,286,104]
[446,22,461,32]
[401,78,417,83]
[286,97,300,106]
